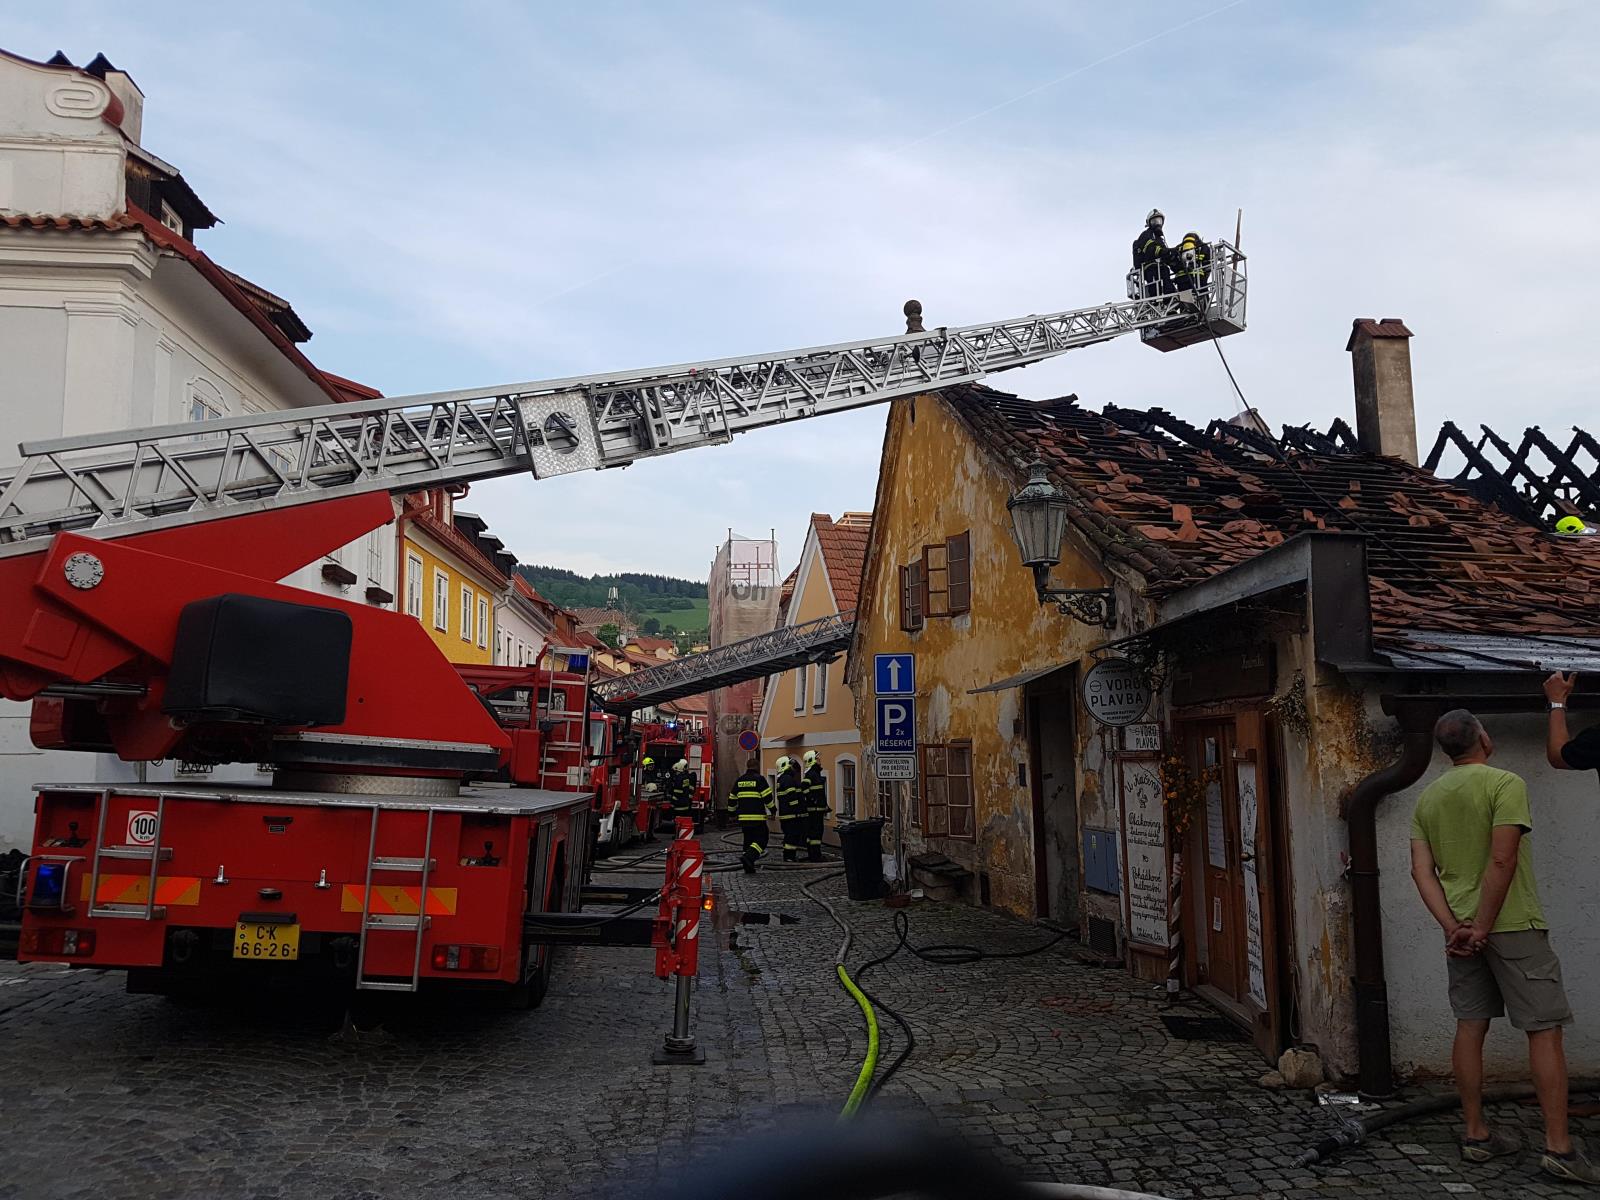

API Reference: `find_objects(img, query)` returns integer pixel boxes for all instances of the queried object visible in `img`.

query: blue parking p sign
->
[874,653,914,696]
[875,697,916,755]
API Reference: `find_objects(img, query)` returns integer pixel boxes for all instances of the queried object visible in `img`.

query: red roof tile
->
[815,515,869,610]
[0,214,143,232]
[947,384,1600,640]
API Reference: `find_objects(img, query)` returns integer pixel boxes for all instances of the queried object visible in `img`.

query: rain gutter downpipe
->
[1340,697,1445,1098]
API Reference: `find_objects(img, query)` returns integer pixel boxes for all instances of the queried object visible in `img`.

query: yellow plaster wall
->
[400,531,498,666]
[758,531,863,824]
[850,393,1116,918]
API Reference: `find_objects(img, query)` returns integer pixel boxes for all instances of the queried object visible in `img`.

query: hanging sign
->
[1081,658,1151,727]
[1118,758,1168,948]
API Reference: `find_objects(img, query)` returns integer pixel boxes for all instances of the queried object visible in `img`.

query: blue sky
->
[12,2,1598,578]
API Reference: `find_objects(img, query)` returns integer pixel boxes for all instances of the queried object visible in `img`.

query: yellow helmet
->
[1555,515,1592,535]
[802,750,819,767]
[776,756,793,772]
[642,756,655,767]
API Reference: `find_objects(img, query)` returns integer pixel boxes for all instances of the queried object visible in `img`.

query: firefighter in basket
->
[1132,208,1171,297]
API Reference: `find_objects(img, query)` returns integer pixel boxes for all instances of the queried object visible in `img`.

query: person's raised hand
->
[1545,671,1577,704]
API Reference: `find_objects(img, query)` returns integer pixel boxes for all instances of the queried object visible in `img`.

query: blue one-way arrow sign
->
[874,653,915,696]
[876,697,916,755]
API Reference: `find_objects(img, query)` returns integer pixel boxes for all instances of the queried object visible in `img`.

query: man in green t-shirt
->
[1410,708,1597,1184]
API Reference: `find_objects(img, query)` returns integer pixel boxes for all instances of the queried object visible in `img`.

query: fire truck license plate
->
[233,922,300,961]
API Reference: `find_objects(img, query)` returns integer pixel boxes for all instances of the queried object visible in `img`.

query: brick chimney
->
[1346,318,1417,464]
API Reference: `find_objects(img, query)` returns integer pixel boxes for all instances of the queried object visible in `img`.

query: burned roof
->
[947,384,1600,641]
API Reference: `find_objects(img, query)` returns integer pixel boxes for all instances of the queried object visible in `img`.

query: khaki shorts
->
[1447,928,1573,1032]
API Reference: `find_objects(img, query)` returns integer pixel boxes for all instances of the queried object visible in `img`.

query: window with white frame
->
[812,662,828,711]
[838,758,857,819]
[460,585,474,641]
[793,664,807,713]
[477,597,489,649]
[187,378,226,439]
[366,533,383,584]
[406,554,424,617]
[433,570,449,630]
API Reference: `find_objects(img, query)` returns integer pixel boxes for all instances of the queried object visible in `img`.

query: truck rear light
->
[430,944,501,972]
[21,927,96,957]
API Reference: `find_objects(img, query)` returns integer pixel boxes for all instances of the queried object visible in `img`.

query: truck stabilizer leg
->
[651,817,706,1066]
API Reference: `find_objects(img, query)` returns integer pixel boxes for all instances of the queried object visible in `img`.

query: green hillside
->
[518,565,709,639]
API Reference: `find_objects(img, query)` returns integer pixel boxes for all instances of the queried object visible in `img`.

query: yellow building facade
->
[397,495,504,666]
[758,514,870,832]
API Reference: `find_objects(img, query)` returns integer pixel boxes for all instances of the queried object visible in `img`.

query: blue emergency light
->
[30,861,66,909]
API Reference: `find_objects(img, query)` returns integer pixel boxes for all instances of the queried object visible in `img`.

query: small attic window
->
[159,200,184,237]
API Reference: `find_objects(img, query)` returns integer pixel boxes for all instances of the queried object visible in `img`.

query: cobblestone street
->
[1,855,1591,1199]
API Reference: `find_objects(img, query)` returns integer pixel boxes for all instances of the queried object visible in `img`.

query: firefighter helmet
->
[1146,208,1164,228]
[673,759,689,772]
[802,750,819,767]
[1556,515,1593,535]
[776,756,793,772]
[642,756,655,767]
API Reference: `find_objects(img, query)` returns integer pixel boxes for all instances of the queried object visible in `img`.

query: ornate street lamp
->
[1006,460,1116,627]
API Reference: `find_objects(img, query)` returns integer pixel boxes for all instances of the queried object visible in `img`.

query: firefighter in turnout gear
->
[1172,231,1210,301]
[801,749,827,862]
[669,758,696,824]
[775,756,806,862]
[727,757,774,873]
[1132,208,1170,296]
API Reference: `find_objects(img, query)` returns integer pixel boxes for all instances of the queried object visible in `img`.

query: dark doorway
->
[1028,672,1080,926]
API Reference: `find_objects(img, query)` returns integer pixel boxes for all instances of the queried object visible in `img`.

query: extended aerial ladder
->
[2,238,1244,1011]
[0,244,1245,559]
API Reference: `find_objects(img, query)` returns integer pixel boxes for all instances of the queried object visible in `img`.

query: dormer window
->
[159,200,184,237]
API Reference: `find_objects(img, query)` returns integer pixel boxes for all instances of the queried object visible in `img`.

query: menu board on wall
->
[1119,758,1169,948]
[1238,760,1268,1011]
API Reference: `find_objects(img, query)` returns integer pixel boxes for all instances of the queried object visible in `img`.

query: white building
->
[0,48,394,849]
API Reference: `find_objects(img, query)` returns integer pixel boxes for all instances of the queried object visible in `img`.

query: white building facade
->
[0,48,394,850]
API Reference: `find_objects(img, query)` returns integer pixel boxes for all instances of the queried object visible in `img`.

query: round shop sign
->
[1082,658,1151,727]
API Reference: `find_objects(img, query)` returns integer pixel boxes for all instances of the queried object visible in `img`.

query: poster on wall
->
[1205,779,1226,870]
[1238,760,1268,1011]
[1118,758,1169,948]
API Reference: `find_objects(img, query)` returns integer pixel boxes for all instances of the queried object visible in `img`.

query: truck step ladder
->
[86,789,172,919]
[354,806,437,993]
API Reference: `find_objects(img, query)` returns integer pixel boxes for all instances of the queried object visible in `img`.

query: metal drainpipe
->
[1340,698,1444,1097]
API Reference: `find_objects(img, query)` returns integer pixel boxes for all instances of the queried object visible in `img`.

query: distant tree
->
[641,617,661,636]
[675,632,694,656]
[597,623,621,649]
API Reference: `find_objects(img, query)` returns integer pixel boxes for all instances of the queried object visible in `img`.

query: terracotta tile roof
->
[627,635,676,654]
[814,515,869,611]
[571,606,632,630]
[777,567,799,616]
[947,384,1600,640]
[0,214,143,232]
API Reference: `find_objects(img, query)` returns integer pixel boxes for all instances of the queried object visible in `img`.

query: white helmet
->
[776,755,793,772]
[673,758,689,772]
[1146,208,1164,228]
[802,750,819,767]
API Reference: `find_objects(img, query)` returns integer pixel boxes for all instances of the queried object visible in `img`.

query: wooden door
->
[1188,722,1244,1003]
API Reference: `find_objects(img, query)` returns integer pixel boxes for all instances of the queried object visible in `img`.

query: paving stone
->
[3,857,1594,1197]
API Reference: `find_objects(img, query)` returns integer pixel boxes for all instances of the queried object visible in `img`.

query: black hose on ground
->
[1293,1078,1600,1166]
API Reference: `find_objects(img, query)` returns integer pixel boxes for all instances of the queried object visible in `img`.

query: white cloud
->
[8,1,1596,577]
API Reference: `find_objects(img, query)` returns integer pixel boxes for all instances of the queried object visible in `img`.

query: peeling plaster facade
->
[849,394,1147,928]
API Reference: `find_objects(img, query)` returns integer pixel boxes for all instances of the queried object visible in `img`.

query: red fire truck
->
[2,256,1244,1001]
[455,662,659,855]
[637,723,710,832]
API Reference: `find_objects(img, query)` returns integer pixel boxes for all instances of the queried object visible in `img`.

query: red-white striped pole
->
[1167,851,1183,1005]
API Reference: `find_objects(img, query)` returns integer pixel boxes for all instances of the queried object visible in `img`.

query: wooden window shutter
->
[947,530,971,615]
[910,558,925,627]
[900,560,924,631]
